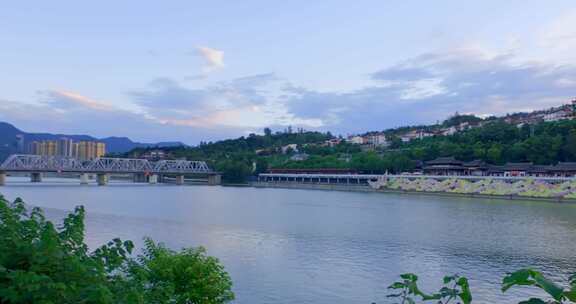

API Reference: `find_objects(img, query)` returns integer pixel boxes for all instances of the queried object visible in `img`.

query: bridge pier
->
[30,172,42,183]
[80,173,89,185]
[97,173,109,186]
[149,174,158,184]
[208,174,221,185]
[133,173,147,183]
[175,175,185,185]
[0,171,5,186]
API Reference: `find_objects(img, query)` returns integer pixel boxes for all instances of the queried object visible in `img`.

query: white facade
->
[365,134,388,146]
[544,109,571,122]
[347,136,365,145]
[281,144,299,154]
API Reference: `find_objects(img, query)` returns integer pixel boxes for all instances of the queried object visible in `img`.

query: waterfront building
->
[15,134,25,153]
[423,157,466,176]
[549,162,576,177]
[57,138,74,157]
[29,140,58,156]
[28,139,105,160]
[76,141,106,160]
[267,168,358,174]
[488,162,533,177]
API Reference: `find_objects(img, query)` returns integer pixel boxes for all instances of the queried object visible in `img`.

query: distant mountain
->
[0,121,186,158]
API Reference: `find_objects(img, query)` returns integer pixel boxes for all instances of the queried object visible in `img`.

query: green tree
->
[487,144,503,164]
[563,129,576,161]
[216,160,251,183]
[254,158,269,174]
[0,196,234,304]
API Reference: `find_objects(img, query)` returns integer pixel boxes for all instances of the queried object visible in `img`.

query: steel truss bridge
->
[0,154,212,175]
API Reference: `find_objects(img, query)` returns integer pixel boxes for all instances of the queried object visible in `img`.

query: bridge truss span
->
[0,154,213,175]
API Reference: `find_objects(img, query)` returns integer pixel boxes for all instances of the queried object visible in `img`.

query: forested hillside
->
[128,118,576,183]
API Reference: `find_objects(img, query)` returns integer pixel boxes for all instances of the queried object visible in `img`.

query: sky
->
[1,1,576,144]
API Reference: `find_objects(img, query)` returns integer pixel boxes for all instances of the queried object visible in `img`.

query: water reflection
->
[1,177,575,303]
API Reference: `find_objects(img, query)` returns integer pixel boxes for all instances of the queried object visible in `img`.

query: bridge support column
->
[30,172,42,183]
[0,172,5,186]
[149,174,158,184]
[208,174,221,185]
[133,173,147,183]
[80,173,89,185]
[97,173,109,186]
[176,175,185,185]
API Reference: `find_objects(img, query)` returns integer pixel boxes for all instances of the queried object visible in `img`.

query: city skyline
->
[26,138,106,160]
[1,1,576,145]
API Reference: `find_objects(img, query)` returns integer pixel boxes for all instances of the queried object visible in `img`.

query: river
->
[1,177,576,303]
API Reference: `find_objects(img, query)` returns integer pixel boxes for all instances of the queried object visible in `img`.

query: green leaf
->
[502,269,536,292]
[388,282,405,289]
[457,277,472,304]
[400,273,418,281]
[518,298,548,304]
[443,275,457,284]
[532,272,564,301]
[564,285,576,302]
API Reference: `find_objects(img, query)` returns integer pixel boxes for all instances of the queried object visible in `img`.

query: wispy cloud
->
[40,90,114,111]
[195,46,225,74]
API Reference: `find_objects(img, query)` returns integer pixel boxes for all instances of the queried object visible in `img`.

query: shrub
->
[0,195,234,304]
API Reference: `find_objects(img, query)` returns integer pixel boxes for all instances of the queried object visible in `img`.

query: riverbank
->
[253,182,576,203]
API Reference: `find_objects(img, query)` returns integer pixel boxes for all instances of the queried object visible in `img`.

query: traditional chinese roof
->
[550,162,576,172]
[423,165,467,170]
[529,165,553,173]
[463,160,487,168]
[487,165,505,173]
[501,162,534,171]
[426,157,463,166]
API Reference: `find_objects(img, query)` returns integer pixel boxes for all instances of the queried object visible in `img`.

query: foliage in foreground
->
[386,269,576,304]
[0,196,234,304]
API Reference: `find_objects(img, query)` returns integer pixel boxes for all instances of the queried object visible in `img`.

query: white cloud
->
[196,46,225,74]
[129,76,323,130]
[40,90,114,111]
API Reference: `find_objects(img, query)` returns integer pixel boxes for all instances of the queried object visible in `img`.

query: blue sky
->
[1,1,576,144]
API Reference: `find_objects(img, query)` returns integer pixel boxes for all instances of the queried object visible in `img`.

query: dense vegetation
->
[127,118,576,183]
[386,269,576,304]
[401,119,576,165]
[128,129,334,183]
[0,196,234,304]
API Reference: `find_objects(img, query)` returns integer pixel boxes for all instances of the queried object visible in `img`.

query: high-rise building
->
[15,134,25,153]
[29,140,58,156]
[28,139,105,160]
[57,138,74,157]
[96,142,106,158]
[76,141,106,160]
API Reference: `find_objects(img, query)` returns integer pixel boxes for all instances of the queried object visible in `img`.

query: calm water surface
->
[2,177,576,303]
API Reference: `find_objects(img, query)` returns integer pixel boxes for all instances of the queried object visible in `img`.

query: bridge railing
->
[0,154,212,174]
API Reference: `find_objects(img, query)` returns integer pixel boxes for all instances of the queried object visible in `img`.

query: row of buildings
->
[27,138,106,160]
[421,157,576,178]
[346,99,576,148]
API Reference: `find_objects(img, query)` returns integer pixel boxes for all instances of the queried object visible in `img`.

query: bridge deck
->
[0,154,214,175]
